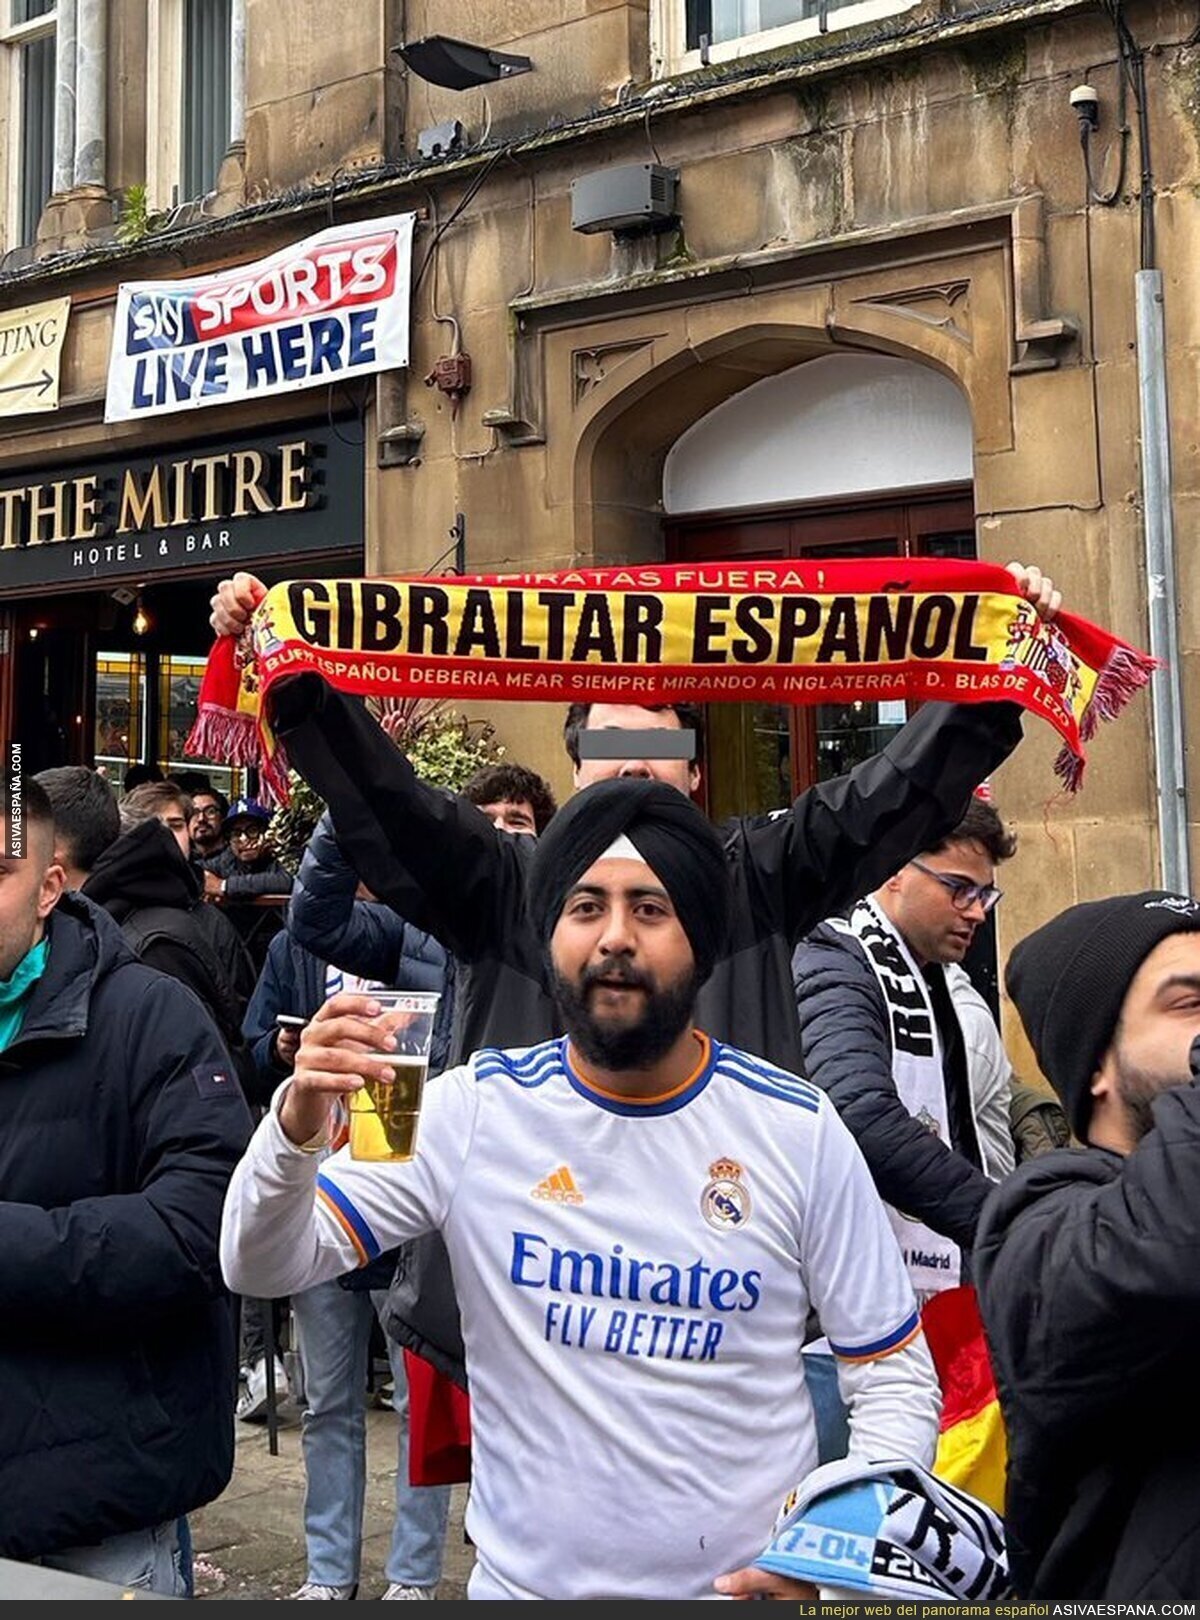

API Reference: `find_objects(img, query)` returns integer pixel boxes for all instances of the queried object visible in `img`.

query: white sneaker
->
[382,1586,435,1600]
[290,1581,358,1600]
[235,1355,289,1422]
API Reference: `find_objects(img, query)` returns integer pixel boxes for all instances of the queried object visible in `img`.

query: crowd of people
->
[1,558,1197,1600]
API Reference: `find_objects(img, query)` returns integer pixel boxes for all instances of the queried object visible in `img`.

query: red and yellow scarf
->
[188,556,1155,802]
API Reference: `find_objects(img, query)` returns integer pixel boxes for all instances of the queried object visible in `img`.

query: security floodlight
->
[393,35,534,92]
[1069,83,1100,130]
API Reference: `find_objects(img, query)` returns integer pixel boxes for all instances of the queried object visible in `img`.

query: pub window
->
[3,0,56,248]
[159,652,238,797]
[148,0,233,210]
[95,650,146,792]
[653,0,915,76]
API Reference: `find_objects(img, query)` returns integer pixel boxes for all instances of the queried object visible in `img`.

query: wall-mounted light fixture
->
[132,595,151,637]
[393,35,533,91]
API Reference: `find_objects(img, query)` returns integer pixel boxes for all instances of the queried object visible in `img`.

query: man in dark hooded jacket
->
[79,810,260,1099]
[975,890,1200,1599]
[0,781,252,1593]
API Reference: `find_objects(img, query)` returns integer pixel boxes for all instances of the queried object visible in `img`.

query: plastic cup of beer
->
[348,991,440,1163]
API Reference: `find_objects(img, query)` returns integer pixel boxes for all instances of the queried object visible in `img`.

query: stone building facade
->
[0,0,1195,1076]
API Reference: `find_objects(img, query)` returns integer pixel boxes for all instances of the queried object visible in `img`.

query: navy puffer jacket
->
[286,811,452,1075]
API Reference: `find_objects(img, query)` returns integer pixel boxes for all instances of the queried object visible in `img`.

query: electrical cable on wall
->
[1097,0,1154,269]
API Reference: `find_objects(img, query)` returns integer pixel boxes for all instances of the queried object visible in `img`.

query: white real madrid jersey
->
[222,1033,924,1601]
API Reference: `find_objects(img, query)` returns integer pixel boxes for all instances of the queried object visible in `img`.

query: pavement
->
[190,1390,475,1602]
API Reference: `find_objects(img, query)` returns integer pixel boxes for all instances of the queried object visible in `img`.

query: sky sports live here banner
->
[104,213,415,423]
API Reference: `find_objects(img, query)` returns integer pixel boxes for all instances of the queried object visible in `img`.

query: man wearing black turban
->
[529,778,732,978]
[527,779,732,1075]
[222,782,942,1600]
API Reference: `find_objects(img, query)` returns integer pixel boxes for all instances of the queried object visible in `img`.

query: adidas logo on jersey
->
[531,1165,584,1205]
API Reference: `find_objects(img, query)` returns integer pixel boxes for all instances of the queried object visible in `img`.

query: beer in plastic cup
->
[348,991,440,1162]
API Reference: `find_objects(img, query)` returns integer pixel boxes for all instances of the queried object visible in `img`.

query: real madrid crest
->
[701,1157,751,1230]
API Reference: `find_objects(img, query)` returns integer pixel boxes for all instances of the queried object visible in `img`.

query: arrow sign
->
[0,296,69,416]
[0,369,53,398]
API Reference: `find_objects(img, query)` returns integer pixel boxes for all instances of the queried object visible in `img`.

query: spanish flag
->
[404,1351,471,1487]
[922,1284,1007,1517]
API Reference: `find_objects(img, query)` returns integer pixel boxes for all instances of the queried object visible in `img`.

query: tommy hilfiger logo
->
[531,1165,584,1205]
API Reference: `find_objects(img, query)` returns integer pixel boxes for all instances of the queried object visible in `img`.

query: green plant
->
[382,698,504,793]
[265,697,504,874]
[115,183,167,245]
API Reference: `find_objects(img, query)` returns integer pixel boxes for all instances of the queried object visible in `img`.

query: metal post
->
[262,1298,280,1456]
[1135,269,1190,893]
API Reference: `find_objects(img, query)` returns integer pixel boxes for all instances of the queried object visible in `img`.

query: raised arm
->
[740,562,1059,944]
[269,673,514,962]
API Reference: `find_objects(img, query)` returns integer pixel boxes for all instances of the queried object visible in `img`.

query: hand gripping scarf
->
[526,777,732,986]
[187,556,1155,803]
[755,1455,1010,1601]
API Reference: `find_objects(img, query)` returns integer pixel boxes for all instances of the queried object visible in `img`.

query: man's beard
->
[1115,1052,1187,1143]
[552,956,698,1071]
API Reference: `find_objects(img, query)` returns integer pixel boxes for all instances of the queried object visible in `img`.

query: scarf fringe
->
[1053,643,1161,791]
[184,701,292,807]
[185,704,261,771]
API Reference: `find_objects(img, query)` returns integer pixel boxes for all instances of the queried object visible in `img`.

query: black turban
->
[526,778,732,985]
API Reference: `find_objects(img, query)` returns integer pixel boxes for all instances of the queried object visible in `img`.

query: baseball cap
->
[224,796,271,829]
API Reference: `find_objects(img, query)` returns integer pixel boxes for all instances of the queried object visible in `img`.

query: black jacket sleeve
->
[794,928,992,1248]
[975,1081,1200,1431]
[272,674,523,962]
[221,863,294,899]
[743,700,1023,945]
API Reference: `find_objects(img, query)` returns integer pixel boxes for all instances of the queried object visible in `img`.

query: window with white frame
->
[653,0,918,77]
[4,0,56,247]
[148,0,232,211]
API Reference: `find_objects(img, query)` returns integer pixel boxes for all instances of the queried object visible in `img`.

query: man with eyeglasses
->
[202,798,293,902]
[791,796,1019,1460]
[189,787,230,862]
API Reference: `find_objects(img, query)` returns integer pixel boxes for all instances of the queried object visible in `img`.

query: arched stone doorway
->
[663,352,974,514]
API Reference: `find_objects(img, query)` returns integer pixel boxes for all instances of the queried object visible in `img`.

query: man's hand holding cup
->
[278,993,396,1152]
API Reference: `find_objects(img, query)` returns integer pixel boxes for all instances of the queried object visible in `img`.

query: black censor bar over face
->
[577,730,697,762]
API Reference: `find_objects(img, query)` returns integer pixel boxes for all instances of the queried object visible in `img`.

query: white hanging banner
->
[0,297,70,417]
[105,212,415,423]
